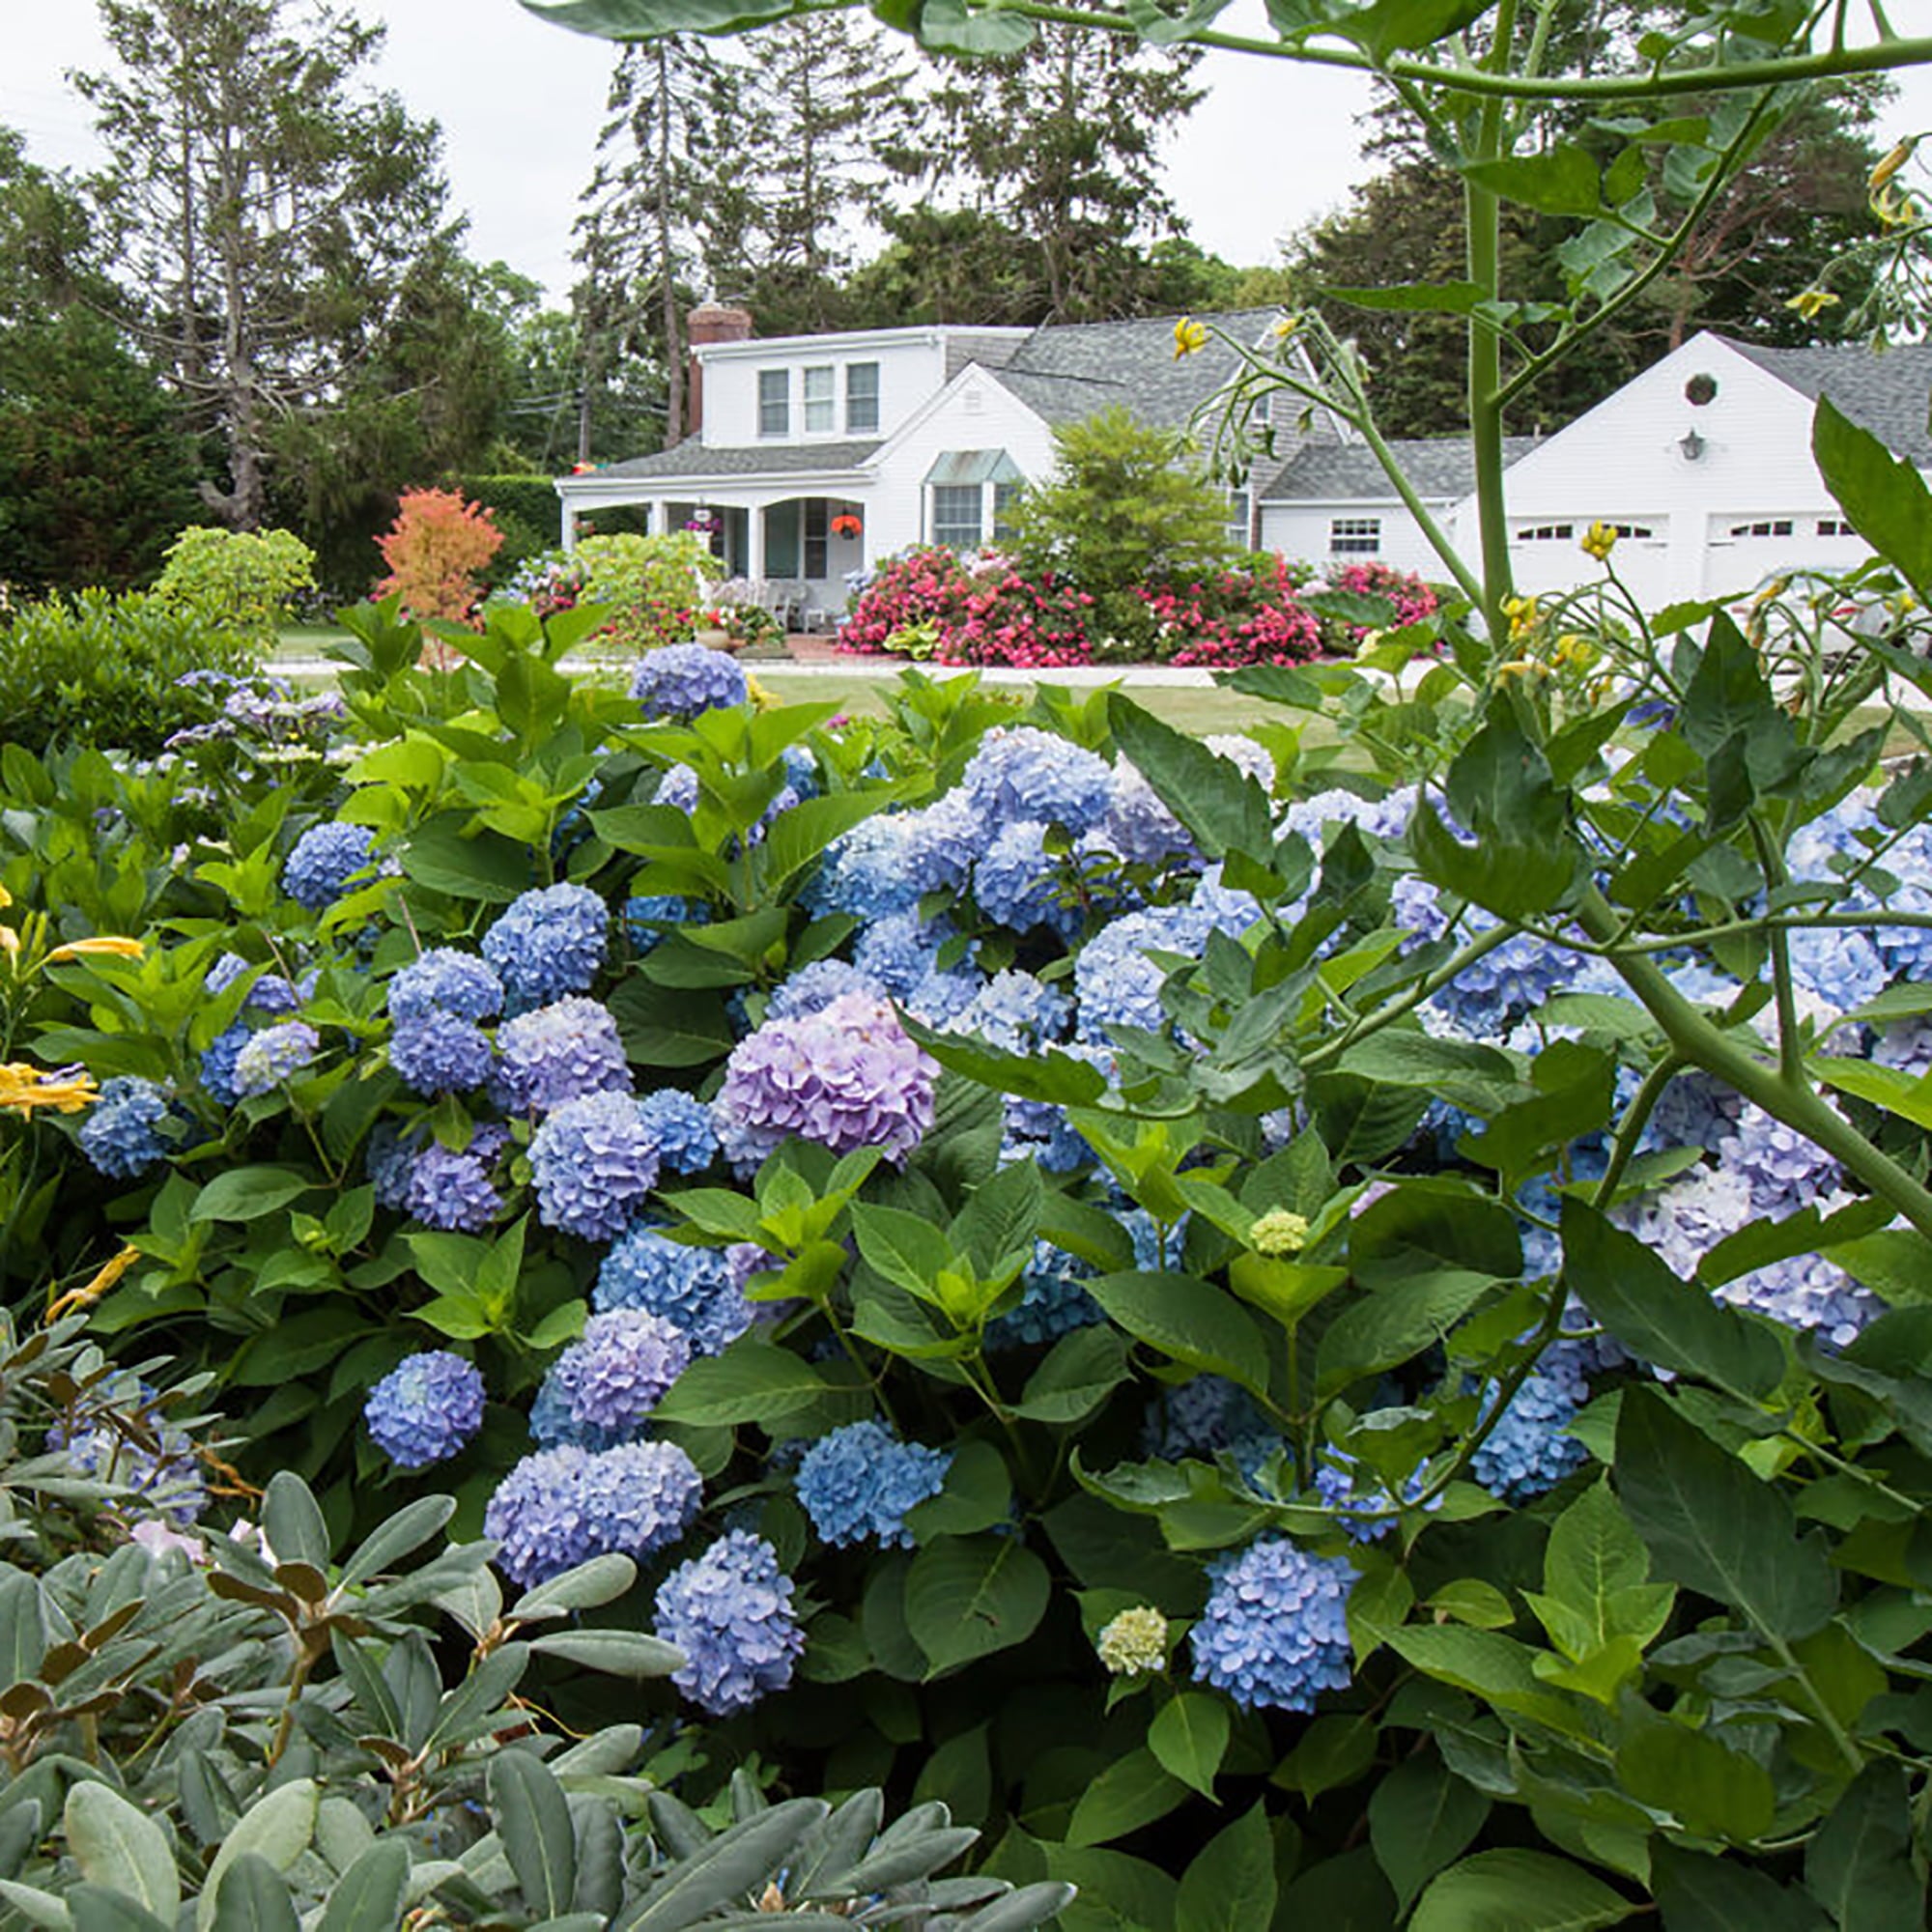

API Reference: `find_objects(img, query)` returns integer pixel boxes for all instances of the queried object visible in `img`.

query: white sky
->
[7,5,1931,310]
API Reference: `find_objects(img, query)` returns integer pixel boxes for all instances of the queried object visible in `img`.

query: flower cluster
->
[231,1021,321,1098]
[653,1530,805,1715]
[484,1439,702,1587]
[795,1419,952,1548]
[1138,557,1324,668]
[496,996,631,1114]
[630,642,750,719]
[529,1090,662,1239]
[530,1309,691,1450]
[281,822,376,909]
[77,1077,174,1179]
[1190,1539,1357,1713]
[482,885,608,1014]
[364,1351,487,1469]
[597,1224,754,1355]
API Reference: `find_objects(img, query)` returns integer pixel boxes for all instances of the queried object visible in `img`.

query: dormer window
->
[804,365,835,434]
[758,370,789,438]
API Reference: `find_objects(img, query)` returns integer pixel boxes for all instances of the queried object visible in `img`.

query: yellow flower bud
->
[1173,317,1208,359]
[1249,1209,1312,1257]
[1785,287,1841,321]
[45,936,146,963]
[1579,521,1618,561]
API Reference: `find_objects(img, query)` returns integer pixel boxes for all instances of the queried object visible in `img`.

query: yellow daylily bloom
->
[1173,316,1208,359]
[45,936,146,963]
[1579,521,1619,561]
[1785,287,1841,321]
[47,1245,142,1320]
[0,1062,99,1116]
[0,883,11,910]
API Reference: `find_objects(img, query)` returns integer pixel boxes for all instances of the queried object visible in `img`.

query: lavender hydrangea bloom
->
[364,1351,487,1469]
[960,726,1113,836]
[636,1088,720,1174]
[482,884,608,1014]
[654,1529,806,1716]
[714,994,939,1170]
[531,1310,692,1449]
[200,1024,250,1106]
[1613,1165,1753,1280]
[495,996,632,1114]
[390,1009,495,1097]
[368,1123,415,1211]
[1102,762,1194,866]
[1469,1344,1591,1502]
[1074,903,1210,1044]
[389,948,505,1024]
[596,1225,754,1355]
[974,820,1075,936]
[405,1129,509,1233]
[1786,924,1889,1015]
[484,1439,702,1587]
[78,1077,173,1179]
[1190,1539,1357,1713]
[1724,1102,1841,1214]
[630,642,749,718]
[282,822,376,909]
[765,959,889,1024]
[529,1090,662,1240]
[795,1420,951,1548]
[232,1021,321,1098]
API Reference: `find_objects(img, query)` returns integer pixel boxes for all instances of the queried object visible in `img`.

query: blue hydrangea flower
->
[960,726,1113,837]
[952,970,1072,1054]
[1723,1102,1841,1214]
[899,964,986,1029]
[207,953,306,1015]
[765,959,889,1024]
[529,1090,662,1241]
[631,642,749,719]
[50,1403,206,1527]
[851,913,960,1000]
[1074,903,1210,1044]
[364,1351,486,1469]
[484,1439,702,1587]
[654,1529,805,1716]
[795,1419,951,1549]
[200,1023,250,1106]
[390,1009,495,1097]
[637,1089,720,1175]
[986,1240,1103,1350]
[656,764,700,812]
[1102,762,1194,867]
[815,819,921,920]
[1190,1538,1357,1714]
[405,1129,508,1233]
[368,1123,415,1211]
[596,1225,754,1356]
[530,1310,691,1450]
[1469,1344,1591,1502]
[78,1077,173,1179]
[1143,1374,1281,1477]
[389,949,505,1024]
[282,822,377,909]
[626,895,708,955]
[1309,1454,1432,1543]
[231,1021,321,1097]
[897,795,984,898]
[974,820,1076,936]
[495,996,632,1114]
[482,885,608,1015]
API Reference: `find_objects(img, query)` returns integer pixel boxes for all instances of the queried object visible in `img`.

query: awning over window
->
[923,448,1022,488]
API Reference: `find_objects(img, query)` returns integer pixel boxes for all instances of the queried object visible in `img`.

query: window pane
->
[992,481,1023,543]
[1330,517,1380,555]
[933,484,982,551]
[804,366,835,433]
[804,498,829,578]
[846,362,880,434]
[759,369,788,437]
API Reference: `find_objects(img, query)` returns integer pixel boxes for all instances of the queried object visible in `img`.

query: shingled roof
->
[589,439,882,481]
[1722,337,1932,466]
[1259,436,1541,503]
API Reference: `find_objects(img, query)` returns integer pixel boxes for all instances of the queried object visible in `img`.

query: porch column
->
[748,500,767,582]
[560,497,580,552]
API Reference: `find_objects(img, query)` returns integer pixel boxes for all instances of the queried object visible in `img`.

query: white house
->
[555,309,1920,625]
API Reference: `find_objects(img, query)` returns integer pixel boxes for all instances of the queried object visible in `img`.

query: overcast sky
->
[7,6,1930,312]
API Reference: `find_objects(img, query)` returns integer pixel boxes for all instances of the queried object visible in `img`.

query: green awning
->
[922,448,1022,488]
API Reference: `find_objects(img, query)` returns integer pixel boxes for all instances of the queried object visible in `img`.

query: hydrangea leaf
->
[1648,1843,1831,1932]
[1174,1802,1273,1932]
[1612,1703,1776,1842]
[1367,1753,1490,1915]
[1064,1747,1189,1849]
[904,1535,1050,1675]
[1409,1848,1632,1931]
[1147,1691,1229,1800]
[1084,1270,1272,1399]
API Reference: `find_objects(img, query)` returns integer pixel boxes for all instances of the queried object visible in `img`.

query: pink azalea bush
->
[1138,556,1324,668]
[1331,559,1439,633]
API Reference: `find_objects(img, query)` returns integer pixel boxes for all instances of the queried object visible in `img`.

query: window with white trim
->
[803,365,835,434]
[1818,517,1857,537]
[1329,517,1381,555]
[1517,522,1576,542]
[758,369,789,438]
[804,498,830,578]
[992,481,1023,543]
[1226,489,1252,549]
[1609,523,1657,539]
[1729,518,1795,538]
[845,362,880,435]
[932,484,983,551]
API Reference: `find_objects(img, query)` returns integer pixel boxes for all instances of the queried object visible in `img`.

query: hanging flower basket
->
[831,513,864,539]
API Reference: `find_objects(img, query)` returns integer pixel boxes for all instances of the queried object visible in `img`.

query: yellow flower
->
[1270,312,1303,341]
[0,926,16,962]
[0,1062,99,1116]
[1173,317,1208,359]
[0,884,11,910]
[45,936,145,964]
[1579,521,1619,561]
[1502,594,1540,643]
[1785,287,1841,321]
[1496,658,1550,682]
[1554,633,1599,668]
[1870,137,1918,196]
[47,1245,141,1320]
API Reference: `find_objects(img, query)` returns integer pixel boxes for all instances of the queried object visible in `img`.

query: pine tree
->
[77,0,454,530]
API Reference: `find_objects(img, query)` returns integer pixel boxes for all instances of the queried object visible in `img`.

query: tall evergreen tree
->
[888,10,1206,323]
[77,0,453,529]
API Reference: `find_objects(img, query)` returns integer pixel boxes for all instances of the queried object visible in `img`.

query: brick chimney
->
[686,302,753,439]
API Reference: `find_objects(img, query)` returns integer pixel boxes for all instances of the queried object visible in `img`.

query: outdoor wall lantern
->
[1679,428,1707,462]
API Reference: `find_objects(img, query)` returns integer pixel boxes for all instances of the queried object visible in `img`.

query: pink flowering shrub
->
[1138,555,1324,668]
[935,568,1094,669]
[838,548,978,655]
[1331,559,1439,633]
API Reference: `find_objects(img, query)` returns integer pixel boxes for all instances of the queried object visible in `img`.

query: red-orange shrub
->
[375,489,505,628]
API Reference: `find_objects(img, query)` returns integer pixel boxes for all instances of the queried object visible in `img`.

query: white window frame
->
[932,483,984,552]
[1329,517,1381,556]
[1226,488,1252,549]
[758,369,789,439]
[803,364,835,435]
[1727,517,1796,539]
[845,362,880,435]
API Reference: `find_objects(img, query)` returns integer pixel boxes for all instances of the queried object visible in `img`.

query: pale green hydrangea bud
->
[1248,1209,1310,1258]
[1096,1605,1170,1677]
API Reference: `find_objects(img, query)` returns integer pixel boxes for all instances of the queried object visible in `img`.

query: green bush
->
[151,525,318,644]
[575,530,724,650]
[0,590,261,755]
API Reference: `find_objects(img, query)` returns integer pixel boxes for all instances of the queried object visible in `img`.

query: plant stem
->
[1466,0,1520,643]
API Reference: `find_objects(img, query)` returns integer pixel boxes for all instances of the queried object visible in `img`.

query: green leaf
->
[316,1841,412,1932]
[1147,1690,1229,1798]
[1064,1747,1189,1849]
[651,1342,839,1427]
[1613,1706,1775,1841]
[1463,146,1605,216]
[1614,1386,1835,1641]
[1085,1270,1272,1398]
[210,1856,299,1932]
[1813,1055,1932,1129]
[850,1203,957,1302]
[1175,1804,1275,1932]
[1315,1267,1497,1396]
[528,1629,686,1678]
[189,1166,317,1224]
[490,1750,576,1918]
[64,1783,179,1922]
[1368,1754,1490,1914]
[608,975,733,1068]
[515,1553,639,1619]
[1413,1855,1629,1930]
[1560,1200,1783,1397]
[1804,1762,1924,1932]
[1107,693,1272,862]
[66,1890,173,1932]
[396,812,530,903]
[623,1800,829,1932]
[756,792,897,895]
[903,1535,1050,1674]
[197,1781,318,1932]
[1385,1627,1588,1736]
[905,1439,1012,1541]
[951,1159,1043,1278]
[1812,396,1932,596]
[1649,1844,1830,1931]
[262,1471,329,1572]
[1012,1324,1131,1424]
[1337,1032,1527,1114]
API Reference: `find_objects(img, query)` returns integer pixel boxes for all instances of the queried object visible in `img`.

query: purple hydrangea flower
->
[630,642,749,719]
[636,1088,720,1174]
[714,994,939,1170]
[495,996,632,1114]
[390,1009,495,1097]
[530,1310,691,1450]
[231,1021,321,1098]
[484,1439,702,1587]
[960,726,1113,837]
[282,822,376,909]
[389,949,505,1024]
[595,1225,754,1356]
[795,1419,951,1549]
[529,1090,662,1240]
[78,1077,173,1179]
[1190,1538,1357,1714]
[1074,903,1209,1044]
[482,884,608,1014]
[364,1351,486,1469]
[405,1129,509,1233]
[1102,762,1194,867]
[654,1530,805,1716]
